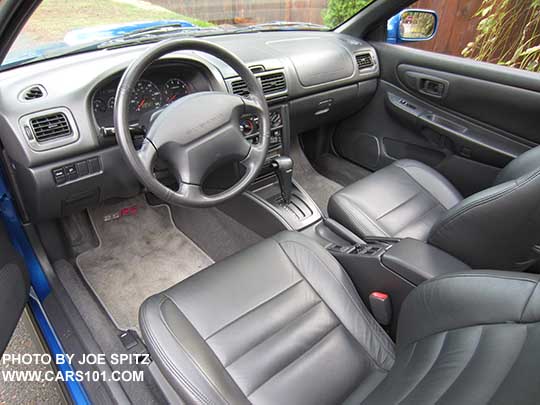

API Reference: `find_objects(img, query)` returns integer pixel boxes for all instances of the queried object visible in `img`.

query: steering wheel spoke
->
[240,145,265,170]
[136,139,158,173]
[176,181,204,200]
[240,95,265,115]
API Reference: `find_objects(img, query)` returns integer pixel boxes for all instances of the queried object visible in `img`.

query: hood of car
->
[4,20,196,66]
[62,19,196,45]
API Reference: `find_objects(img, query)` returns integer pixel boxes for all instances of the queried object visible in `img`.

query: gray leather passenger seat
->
[329,146,540,270]
[140,231,540,404]
[328,159,461,240]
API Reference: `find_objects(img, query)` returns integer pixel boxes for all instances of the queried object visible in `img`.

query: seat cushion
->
[328,159,462,239]
[140,231,395,405]
[141,232,540,404]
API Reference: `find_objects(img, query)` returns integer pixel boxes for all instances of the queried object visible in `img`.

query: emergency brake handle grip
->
[324,218,366,246]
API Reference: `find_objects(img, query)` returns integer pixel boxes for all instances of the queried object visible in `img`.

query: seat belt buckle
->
[369,292,392,326]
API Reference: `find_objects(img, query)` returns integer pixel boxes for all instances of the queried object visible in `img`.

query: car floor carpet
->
[289,136,342,215]
[313,153,371,187]
[168,205,263,262]
[76,195,213,332]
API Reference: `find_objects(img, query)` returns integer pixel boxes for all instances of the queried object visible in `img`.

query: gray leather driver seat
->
[140,231,540,404]
[328,146,540,271]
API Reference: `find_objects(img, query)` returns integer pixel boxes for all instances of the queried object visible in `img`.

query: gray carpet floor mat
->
[76,195,213,332]
[289,136,342,215]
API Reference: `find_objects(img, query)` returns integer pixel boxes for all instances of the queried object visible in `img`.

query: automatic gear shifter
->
[271,156,293,204]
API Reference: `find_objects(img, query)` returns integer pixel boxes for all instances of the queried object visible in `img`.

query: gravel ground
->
[0,310,66,405]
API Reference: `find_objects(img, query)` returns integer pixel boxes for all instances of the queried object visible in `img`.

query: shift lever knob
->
[271,156,293,204]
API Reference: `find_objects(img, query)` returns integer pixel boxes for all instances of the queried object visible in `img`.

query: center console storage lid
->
[382,238,470,285]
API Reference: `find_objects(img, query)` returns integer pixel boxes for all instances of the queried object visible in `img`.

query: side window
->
[389,0,540,73]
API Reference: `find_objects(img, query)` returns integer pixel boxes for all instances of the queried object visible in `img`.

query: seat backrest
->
[428,152,540,270]
[494,145,540,186]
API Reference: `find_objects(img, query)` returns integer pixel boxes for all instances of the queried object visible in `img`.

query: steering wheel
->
[114,38,270,207]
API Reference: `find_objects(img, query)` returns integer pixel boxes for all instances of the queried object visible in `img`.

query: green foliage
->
[322,0,375,28]
[463,0,540,72]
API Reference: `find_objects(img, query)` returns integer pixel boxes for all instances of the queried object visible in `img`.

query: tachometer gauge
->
[93,98,106,113]
[129,79,162,112]
[163,78,190,103]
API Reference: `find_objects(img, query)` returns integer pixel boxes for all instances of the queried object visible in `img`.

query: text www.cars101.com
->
[1,369,144,382]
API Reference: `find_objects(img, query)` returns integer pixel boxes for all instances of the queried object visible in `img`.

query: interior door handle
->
[420,79,445,97]
[403,71,449,99]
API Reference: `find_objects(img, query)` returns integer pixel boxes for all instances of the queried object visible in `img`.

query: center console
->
[220,103,322,234]
[303,218,471,335]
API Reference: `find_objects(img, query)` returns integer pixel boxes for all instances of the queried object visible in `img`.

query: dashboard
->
[0,30,379,221]
[92,62,213,127]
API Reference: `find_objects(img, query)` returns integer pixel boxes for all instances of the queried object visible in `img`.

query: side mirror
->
[387,9,438,44]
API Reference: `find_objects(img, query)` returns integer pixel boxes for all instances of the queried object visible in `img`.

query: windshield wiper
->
[99,24,223,48]
[233,21,328,33]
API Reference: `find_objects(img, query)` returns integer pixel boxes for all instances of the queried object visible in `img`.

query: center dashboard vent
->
[231,71,287,97]
[20,85,46,101]
[29,112,72,143]
[355,53,374,70]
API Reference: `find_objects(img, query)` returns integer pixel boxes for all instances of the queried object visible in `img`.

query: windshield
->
[2,0,376,69]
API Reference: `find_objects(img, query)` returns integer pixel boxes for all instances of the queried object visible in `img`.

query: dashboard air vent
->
[21,85,46,101]
[249,65,265,74]
[355,53,374,70]
[231,80,249,96]
[30,113,72,143]
[231,71,287,97]
[260,72,287,94]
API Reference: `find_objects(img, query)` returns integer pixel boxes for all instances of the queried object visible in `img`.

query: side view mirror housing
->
[387,9,439,44]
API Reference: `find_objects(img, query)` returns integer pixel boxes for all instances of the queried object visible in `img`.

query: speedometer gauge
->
[163,78,190,103]
[129,79,162,112]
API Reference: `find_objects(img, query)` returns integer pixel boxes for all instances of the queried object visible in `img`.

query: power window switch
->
[52,168,66,185]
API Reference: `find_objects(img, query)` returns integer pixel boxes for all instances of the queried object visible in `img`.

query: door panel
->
[396,64,540,144]
[0,220,29,355]
[383,83,528,167]
[333,42,540,196]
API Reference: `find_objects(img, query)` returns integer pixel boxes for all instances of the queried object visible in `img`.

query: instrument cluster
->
[92,62,212,127]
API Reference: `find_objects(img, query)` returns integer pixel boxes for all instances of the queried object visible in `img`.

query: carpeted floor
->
[313,153,371,187]
[76,195,213,332]
[169,205,262,262]
[289,136,342,215]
